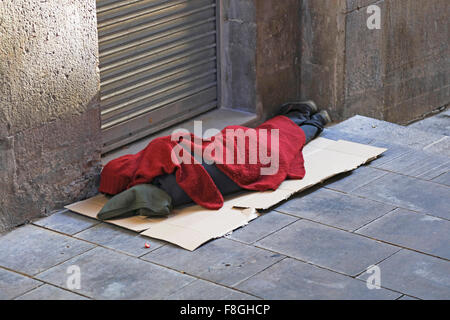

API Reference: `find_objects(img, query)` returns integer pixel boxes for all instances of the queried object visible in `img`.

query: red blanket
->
[99,115,306,209]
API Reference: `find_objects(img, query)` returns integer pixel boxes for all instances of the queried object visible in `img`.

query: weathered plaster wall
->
[0,0,102,232]
[300,0,450,124]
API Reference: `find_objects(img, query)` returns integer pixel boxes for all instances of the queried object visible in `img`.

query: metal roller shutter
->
[96,0,219,152]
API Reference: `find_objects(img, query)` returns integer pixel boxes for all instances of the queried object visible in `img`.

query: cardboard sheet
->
[65,138,386,251]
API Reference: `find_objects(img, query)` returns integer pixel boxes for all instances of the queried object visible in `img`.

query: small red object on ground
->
[144,242,150,248]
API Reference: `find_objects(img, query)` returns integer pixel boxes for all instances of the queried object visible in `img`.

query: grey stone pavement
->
[1,111,449,300]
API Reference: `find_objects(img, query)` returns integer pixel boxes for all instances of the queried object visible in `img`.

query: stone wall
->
[300,0,449,124]
[0,0,102,232]
[219,0,257,114]
[220,0,302,122]
[255,0,302,119]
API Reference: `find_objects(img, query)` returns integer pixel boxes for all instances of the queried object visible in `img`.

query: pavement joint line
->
[10,282,46,301]
[231,217,305,245]
[228,254,289,289]
[352,236,450,263]
[219,256,291,299]
[350,249,424,300]
[30,218,99,236]
[423,136,449,151]
[331,170,390,194]
[0,264,43,282]
[225,213,301,245]
[13,280,92,301]
[32,245,99,278]
[70,225,167,256]
[430,170,450,181]
[366,163,450,186]
[351,207,400,233]
[368,149,415,165]
[29,207,102,236]
[417,158,450,175]
[352,247,403,279]
[353,207,450,233]
[270,211,376,235]
[137,243,169,258]
[163,278,207,300]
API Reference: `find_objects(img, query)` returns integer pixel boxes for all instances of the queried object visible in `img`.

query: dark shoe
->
[277,100,318,117]
[313,110,332,126]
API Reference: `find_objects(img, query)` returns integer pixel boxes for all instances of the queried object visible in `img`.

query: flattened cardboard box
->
[66,138,387,251]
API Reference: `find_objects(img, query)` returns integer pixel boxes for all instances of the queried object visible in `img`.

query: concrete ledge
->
[102,108,258,165]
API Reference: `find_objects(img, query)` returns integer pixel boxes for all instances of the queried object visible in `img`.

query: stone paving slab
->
[32,210,100,235]
[74,223,166,257]
[324,166,388,193]
[15,284,89,300]
[357,249,450,300]
[226,211,298,244]
[141,238,285,287]
[36,246,196,300]
[0,268,42,300]
[166,279,258,300]
[236,258,401,300]
[352,172,450,220]
[255,219,399,276]
[274,188,396,232]
[0,224,95,276]
[356,208,450,260]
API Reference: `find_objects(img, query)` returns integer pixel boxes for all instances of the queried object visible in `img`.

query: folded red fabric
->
[99,115,306,209]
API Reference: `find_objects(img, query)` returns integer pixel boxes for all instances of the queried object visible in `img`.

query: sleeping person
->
[97,101,331,220]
